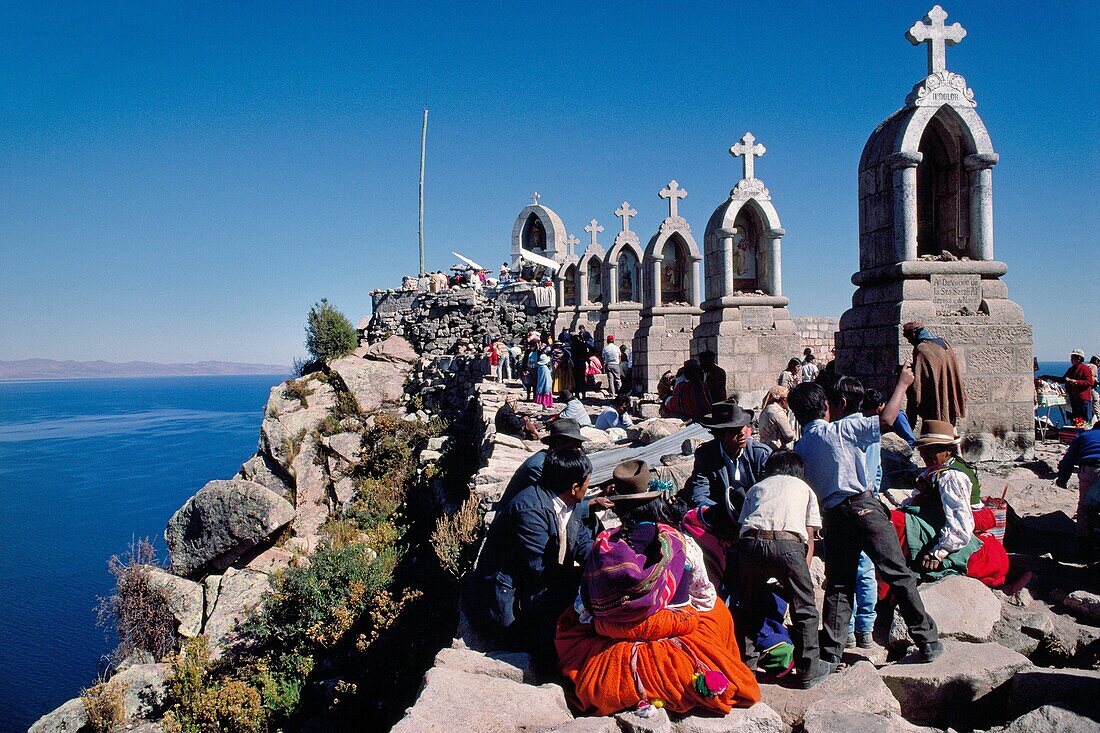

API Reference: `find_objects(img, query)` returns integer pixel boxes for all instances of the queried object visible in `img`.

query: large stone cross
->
[565,233,580,256]
[659,180,687,218]
[615,202,637,232]
[730,132,766,181]
[584,219,604,247]
[531,191,541,205]
[906,5,966,75]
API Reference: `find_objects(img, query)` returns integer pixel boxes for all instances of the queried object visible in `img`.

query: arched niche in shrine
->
[702,194,785,302]
[576,241,606,306]
[858,94,997,270]
[562,264,578,306]
[642,223,701,309]
[510,198,569,268]
[611,246,642,303]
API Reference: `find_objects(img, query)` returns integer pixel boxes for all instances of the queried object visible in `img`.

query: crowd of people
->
[464,325,1024,718]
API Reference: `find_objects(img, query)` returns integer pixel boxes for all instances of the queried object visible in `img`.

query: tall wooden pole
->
[419,109,428,276]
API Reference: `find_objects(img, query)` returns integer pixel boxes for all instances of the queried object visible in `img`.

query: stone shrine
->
[599,201,645,343]
[510,193,570,272]
[551,233,581,335]
[835,5,1033,461]
[691,132,799,407]
[569,219,607,335]
[632,180,703,393]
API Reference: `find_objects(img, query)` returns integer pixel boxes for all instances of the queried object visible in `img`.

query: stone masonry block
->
[991,375,1033,403]
[981,280,1008,300]
[967,347,1015,375]
[962,376,990,403]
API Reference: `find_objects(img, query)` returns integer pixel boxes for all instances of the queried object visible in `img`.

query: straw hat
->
[1070,348,1085,359]
[915,419,960,447]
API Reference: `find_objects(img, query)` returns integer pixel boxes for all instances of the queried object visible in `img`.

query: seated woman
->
[556,460,759,717]
[887,420,1008,588]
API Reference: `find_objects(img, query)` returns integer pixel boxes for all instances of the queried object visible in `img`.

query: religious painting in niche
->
[587,258,603,303]
[522,213,547,251]
[660,238,686,304]
[731,208,759,289]
[916,110,970,259]
[563,265,577,306]
[618,249,640,302]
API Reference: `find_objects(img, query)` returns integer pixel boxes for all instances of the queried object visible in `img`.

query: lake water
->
[0,375,286,733]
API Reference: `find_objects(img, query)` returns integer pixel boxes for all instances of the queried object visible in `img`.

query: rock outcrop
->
[887,575,1002,647]
[164,479,294,577]
[759,661,899,729]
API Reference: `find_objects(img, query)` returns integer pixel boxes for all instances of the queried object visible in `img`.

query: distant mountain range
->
[0,359,291,381]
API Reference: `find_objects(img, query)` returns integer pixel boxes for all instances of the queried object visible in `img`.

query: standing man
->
[1056,423,1100,553]
[699,350,728,403]
[790,368,942,666]
[1061,349,1097,424]
[1090,356,1100,425]
[571,326,592,399]
[902,321,966,428]
[800,350,819,383]
[601,335,622,396]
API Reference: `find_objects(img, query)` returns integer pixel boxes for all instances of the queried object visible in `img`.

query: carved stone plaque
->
[931,273,982,314]
[741,306,775,330]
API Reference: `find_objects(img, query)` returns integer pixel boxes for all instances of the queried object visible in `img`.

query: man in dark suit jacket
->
[467,447,594,669]
[682,401,773,523]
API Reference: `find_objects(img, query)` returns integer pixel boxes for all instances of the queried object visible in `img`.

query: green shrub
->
[282,379,314,408]
[96,537,177,665]
[255,667,303,722]
[244,541,398,656]
[331,389,362,421]
[162,636,264,733]
[305,299,357,363]
[346,477,404,529]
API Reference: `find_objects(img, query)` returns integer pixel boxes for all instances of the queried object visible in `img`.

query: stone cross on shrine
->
[531,191,541,205]
[565,233,580,257]
[730,132,766,181]
[615,202,637,232]
[584,219,604,247]
[906,5,966,75]
[659,180,687,219]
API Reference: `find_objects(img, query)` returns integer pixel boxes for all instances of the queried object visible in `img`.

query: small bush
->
[82,679,125,733]
[244,541,398,657]
[282,379,314,408]
[431,496,482,580]
[281,428,308,466]
[321,518,363,549]
[316,413,343,437]
[305,299,357,363]
[96,537,177,665]
[255,666,303,722]
[346,477,404,529]
[162,636,264,733]
[331,389,362,422]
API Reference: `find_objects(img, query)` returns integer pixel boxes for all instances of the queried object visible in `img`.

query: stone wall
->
[365,285,556,356]
[794,316,839,361]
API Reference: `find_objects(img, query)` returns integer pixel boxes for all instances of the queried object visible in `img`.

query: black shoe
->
[856,631,874,649]
[798,659,834,689]
[845,633,856,648]
[913,641,943,663]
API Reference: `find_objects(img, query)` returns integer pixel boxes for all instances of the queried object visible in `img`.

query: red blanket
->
[884,508,1008,594]
[556,604,760,716]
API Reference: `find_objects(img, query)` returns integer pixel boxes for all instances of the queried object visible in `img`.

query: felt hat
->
[606,460,662,503]
[582,522,687,623]
[1070,348,1085,359]
[542,418,585,445]
[538,354,551,366]
[915,419,960,447]
[700,401,754,430]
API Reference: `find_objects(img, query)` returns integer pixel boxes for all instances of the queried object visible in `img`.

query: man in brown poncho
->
[902,321,966,428]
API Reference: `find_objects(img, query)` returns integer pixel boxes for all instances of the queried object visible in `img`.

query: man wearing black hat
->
[682,402,772,523]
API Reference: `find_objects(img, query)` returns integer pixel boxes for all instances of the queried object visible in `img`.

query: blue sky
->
[1,1,1096,365]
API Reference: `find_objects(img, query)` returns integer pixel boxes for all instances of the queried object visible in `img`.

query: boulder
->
[493,431,527,450]
[202,567,271,654]
[631,418,685,445]
[672,703,785,732]
[432,646,536,684]
[801,706,937,733]
[245,546,295,574]
[1061,590,1100,622]
[328,356,409,414]
[138,566,204,637]
[290,440,330,546]
[580,426,611,443]
[112,662,169,721]
[165,480,294,577]
[759,661,899,728]
[1009,667,1100,719]
[615,707,671,733]
[363,335,419,364]
[237,452,293,500]
[887,575,1002,647]
[28,697,86,733]
[259,378,336,468]
[323,431,362,466]
[1002,704,1100,733]
[390,666,572,732]
[878,640,1032,726]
